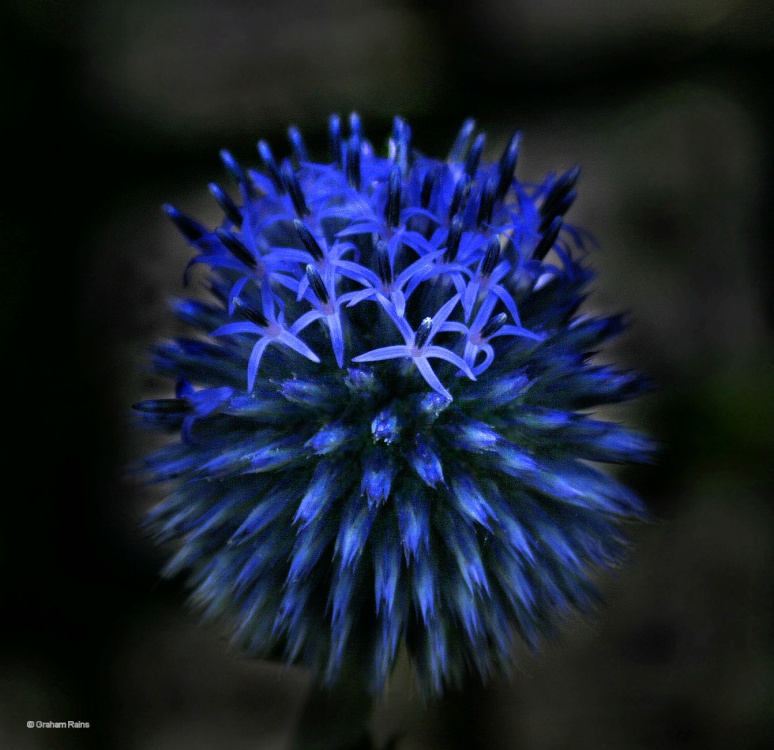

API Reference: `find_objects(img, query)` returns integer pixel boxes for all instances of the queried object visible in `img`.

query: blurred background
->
[1,0,772,748]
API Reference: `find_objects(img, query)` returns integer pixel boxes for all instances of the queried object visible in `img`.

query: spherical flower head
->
[133,114,655,696]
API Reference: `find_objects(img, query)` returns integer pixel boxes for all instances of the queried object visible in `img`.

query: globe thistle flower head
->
[134,114,654,696]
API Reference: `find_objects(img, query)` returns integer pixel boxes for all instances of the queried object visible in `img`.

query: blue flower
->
[133,114,655,696]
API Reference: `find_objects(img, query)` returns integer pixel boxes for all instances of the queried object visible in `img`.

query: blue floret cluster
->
[134,114,654,695]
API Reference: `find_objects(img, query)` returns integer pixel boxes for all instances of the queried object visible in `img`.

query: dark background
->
[1,1,772,748]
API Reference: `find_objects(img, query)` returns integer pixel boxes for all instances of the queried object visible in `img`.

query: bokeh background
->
[1,1,773,748]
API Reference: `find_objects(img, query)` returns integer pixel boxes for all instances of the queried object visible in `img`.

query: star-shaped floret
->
[352,293,475,400]
[211,297,319,390]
